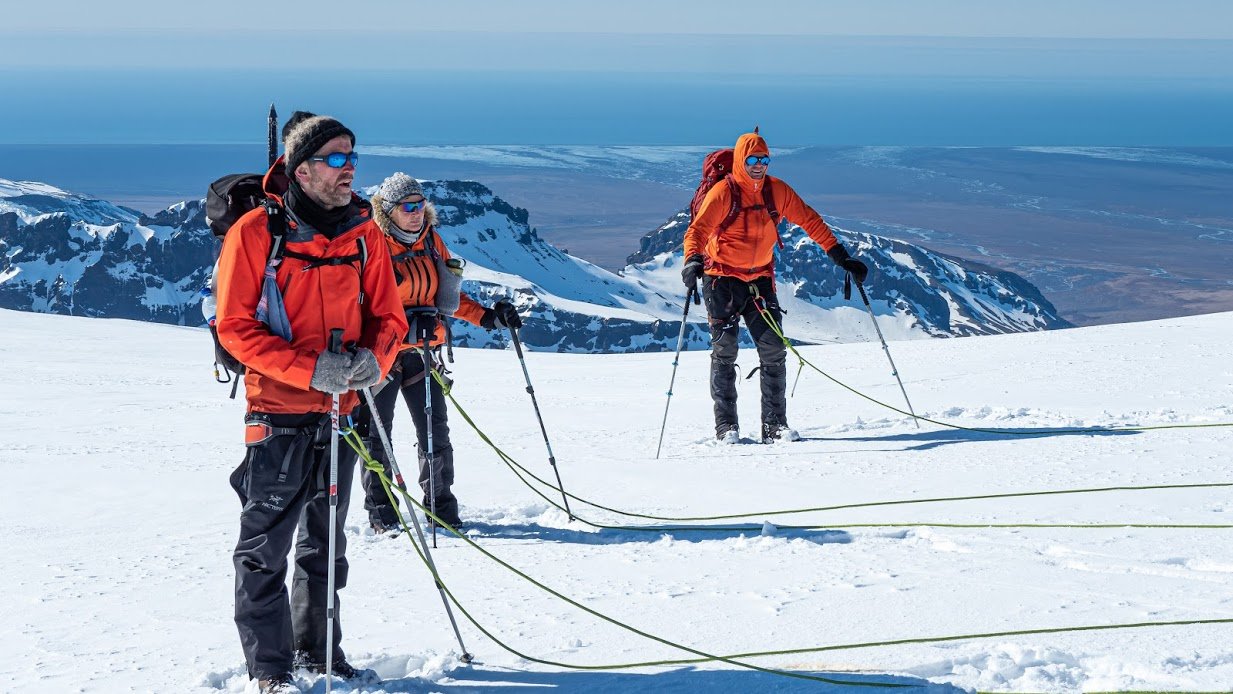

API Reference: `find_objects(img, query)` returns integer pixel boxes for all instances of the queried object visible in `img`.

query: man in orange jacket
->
[682,129,868,444]
[216,114,407,693]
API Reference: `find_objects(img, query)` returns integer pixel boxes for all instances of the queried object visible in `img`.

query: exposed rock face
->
[1,177,1068,354]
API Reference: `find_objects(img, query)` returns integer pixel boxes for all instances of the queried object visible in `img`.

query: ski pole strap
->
[844,271,852,301]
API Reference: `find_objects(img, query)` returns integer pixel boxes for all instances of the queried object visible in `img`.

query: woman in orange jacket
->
[682,129,868,444]
[357,172,520,532]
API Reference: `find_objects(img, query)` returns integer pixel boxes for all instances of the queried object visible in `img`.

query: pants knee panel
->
[711,329,739,363]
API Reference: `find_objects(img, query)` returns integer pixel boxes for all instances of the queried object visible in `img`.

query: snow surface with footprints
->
[2,307,1232,692]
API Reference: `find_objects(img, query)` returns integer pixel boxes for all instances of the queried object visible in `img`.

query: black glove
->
[482,299,522,330]
[681,254,705,288]
[826,245,869,285]
[406,310,439,342]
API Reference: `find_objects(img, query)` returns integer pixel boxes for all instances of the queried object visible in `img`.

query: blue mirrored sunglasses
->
[399,200,426,213]
[307,152,359,168]
[745,155,771,166]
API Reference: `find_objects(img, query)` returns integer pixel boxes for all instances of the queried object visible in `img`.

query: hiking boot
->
[370,519,402,537]
[762,423,800,444]
[428,513,465,531]
[257,674,297,693]
[716,426,740,444]
[305,660,380,685]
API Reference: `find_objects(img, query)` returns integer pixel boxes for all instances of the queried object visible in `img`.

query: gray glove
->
[310,350,353,394]
[348,347,381,389]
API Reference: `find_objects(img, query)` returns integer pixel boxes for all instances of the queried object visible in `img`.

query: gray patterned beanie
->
[377,173,425,214]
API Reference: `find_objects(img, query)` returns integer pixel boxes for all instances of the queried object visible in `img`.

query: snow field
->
[1,308,1232,692]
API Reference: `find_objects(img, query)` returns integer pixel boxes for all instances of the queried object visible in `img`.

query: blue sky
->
[5,0,1233,38]
[2,1,1230,145]
[4,0,1228,79]
[2,0,1232,75]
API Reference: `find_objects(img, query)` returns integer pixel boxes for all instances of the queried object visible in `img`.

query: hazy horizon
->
[2,66,1232,147]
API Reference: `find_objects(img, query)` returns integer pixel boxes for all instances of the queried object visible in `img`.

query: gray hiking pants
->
[702,275,788,435]
[229,411,356,680]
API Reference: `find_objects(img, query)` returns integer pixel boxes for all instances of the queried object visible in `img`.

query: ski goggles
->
[398,200,426,213]
[307,152,360,168]
[745,155,771,167]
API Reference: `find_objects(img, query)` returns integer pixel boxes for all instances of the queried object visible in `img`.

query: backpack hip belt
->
[703,257,775,277]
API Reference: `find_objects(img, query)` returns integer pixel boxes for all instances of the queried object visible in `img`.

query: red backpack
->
[688,148,781,242]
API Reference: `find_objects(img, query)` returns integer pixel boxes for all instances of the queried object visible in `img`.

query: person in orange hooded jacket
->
[356,172,521,534]
[215,114,406,691]
[682,129,868,444]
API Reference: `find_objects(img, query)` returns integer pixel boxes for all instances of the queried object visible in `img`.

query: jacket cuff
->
[825,244,850,265]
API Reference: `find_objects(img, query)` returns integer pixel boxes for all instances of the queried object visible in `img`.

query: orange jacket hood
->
[732,131,770,195]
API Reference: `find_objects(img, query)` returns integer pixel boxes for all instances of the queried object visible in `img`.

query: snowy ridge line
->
[362,456,911,690]
[428,366,1233,527]
[758,302,1233,437]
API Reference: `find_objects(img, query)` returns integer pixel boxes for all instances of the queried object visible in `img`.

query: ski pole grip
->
[690,284,701,305]
[328,328,345,355]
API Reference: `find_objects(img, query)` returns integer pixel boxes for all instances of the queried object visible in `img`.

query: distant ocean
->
[2,69,1231,147]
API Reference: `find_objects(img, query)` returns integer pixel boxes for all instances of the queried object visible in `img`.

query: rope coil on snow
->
[425,367,1233,530]
[750,299,1233,436]
[340,426,1233,686]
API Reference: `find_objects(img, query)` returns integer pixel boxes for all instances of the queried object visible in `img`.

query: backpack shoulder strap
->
[355,235,368,305]
[762,179,784,249]
[762,178,779,222]
[716,175,742,233]
[262,200,288,267]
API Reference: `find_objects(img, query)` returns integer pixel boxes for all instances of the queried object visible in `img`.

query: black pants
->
[230,411,356,680]
[354,349,460,527]
[701,275,789,435]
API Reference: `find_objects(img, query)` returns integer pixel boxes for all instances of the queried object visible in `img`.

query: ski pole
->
[509,326,574,521]
[324,327,344,694]
[850,275,920,429]
[360,386,474,663]
[655,284,700,459]
[420,330,439,548]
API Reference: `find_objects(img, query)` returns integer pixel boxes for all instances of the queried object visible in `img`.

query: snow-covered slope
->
[0,179,213,323]
[379,180,695,353]
[624,210,1071,345]
[2,307,1231,692]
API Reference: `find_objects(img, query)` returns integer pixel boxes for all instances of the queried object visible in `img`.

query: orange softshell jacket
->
[215,160,408,415]
[683,132,841,282]
[385,227,487,349]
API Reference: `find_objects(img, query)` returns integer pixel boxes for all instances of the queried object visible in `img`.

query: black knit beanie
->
[284,115,355,174]
[281,110,317,143]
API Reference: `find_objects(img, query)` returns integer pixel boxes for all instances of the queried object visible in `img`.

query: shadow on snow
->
[456,522,854,547]
[363,663,962,693]
[800,424,1141,452]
